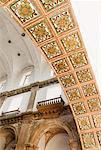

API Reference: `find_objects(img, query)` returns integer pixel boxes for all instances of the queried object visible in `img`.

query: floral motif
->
[60,73,76,88]
[50,10,74,34]
[82,133,96,148]
[10,0,40,24]
[72,102,86,115]
[78,116,92,130]
[41,41,62,59]
[28,21,53,43]
[61,32,82,52]
[76,68,93,83]
[69,52,88,69]
[66,88,82,101]
[40,0,66,12]
[82,83,98,97]
[93,114,101,128]
[52,58,70,74]
[97,131,101,145]
[87,98,101,112]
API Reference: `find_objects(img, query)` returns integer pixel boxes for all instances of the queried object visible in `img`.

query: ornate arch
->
[27,120,79,150]
[0,0,101,149]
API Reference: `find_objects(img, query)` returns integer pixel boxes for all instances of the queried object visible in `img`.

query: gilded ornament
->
[76,68,93,83]
[60,74,76,88]
[28,21,53,43]
[52,58,70,74]
[82,83,98,97]
[50,10,74,34]
[66,88,82,101]
[82,133,96,148]
[10,0,40,24]
[61,32,82,52]
[40,0,65,11]
[69,52,88,69]
[72,102,86,115]
[41,41,62,59]
[78,116,92,130]
[87,98,101,112]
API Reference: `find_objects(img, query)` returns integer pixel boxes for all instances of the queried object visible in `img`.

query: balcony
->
[37,96,65,117]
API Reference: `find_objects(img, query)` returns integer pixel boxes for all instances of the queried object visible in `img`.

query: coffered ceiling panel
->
[0,0,101,149]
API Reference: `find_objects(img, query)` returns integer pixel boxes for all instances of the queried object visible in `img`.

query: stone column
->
[27,86,39,112]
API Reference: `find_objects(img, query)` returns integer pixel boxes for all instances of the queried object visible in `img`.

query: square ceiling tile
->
[39,0,66,12]
[78,116,92,130]
[50,9,75,34]
[82,83,98,97]
[10,0,40,24]
[76,68,93,83]
[93,114,101,128]
[87,98,101,112]
[82,133,96,149]
[60,73,76,88]
[66,88,82,101]
[61,32,82,52]
[27,20,53,43]
[41,41,62,59]
[72,102,87,115]
[69,51,88,69]
[52,58,70,74]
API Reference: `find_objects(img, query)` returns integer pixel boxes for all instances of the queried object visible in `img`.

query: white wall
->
[45,133,70,150]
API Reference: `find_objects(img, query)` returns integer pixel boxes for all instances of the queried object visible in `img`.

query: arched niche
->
[0,126,17,150]
[27,120,80,150]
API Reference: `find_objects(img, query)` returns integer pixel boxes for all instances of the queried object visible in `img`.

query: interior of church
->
[0,0,100,149]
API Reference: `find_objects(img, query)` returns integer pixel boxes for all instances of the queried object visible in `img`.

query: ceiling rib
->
[0,0,101,149]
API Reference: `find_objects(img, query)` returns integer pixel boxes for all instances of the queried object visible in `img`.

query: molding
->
[0,77,58,97]
[0,105,71,126]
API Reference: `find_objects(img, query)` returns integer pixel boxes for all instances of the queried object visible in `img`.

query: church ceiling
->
[0,0,101,149]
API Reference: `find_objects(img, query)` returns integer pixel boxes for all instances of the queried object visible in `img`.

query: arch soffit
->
[29,120,74,146]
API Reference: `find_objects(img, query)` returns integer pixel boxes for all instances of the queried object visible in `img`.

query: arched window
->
[19,66,34,86]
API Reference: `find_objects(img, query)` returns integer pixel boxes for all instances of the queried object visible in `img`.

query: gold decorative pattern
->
[61,32,82,52]
[69,52,88,69]
[76,68,93,83]
[27,20,53,43]
[93,114,101,128]
[50,9,75,34]
[66,88,82,101]
[82,133,96,148]
[2,0,101,149]
[52,58,70,74]
[41,41,63,59]
[10,0,40,24]
[60,73,76,88]
[39,0,66,12]
[78,116,92,130]
[97,131,101,145]
[72,102,87,115]
[87,98,101,112]
[82,83,98,97]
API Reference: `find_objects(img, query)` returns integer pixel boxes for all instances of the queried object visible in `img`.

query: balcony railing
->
[1,108,20,117]
[37,96,64,107]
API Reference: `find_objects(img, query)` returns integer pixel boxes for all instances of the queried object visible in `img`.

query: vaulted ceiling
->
[0,0,101,149]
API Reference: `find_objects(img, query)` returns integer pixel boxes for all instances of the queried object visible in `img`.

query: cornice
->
[0,77,58,97]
